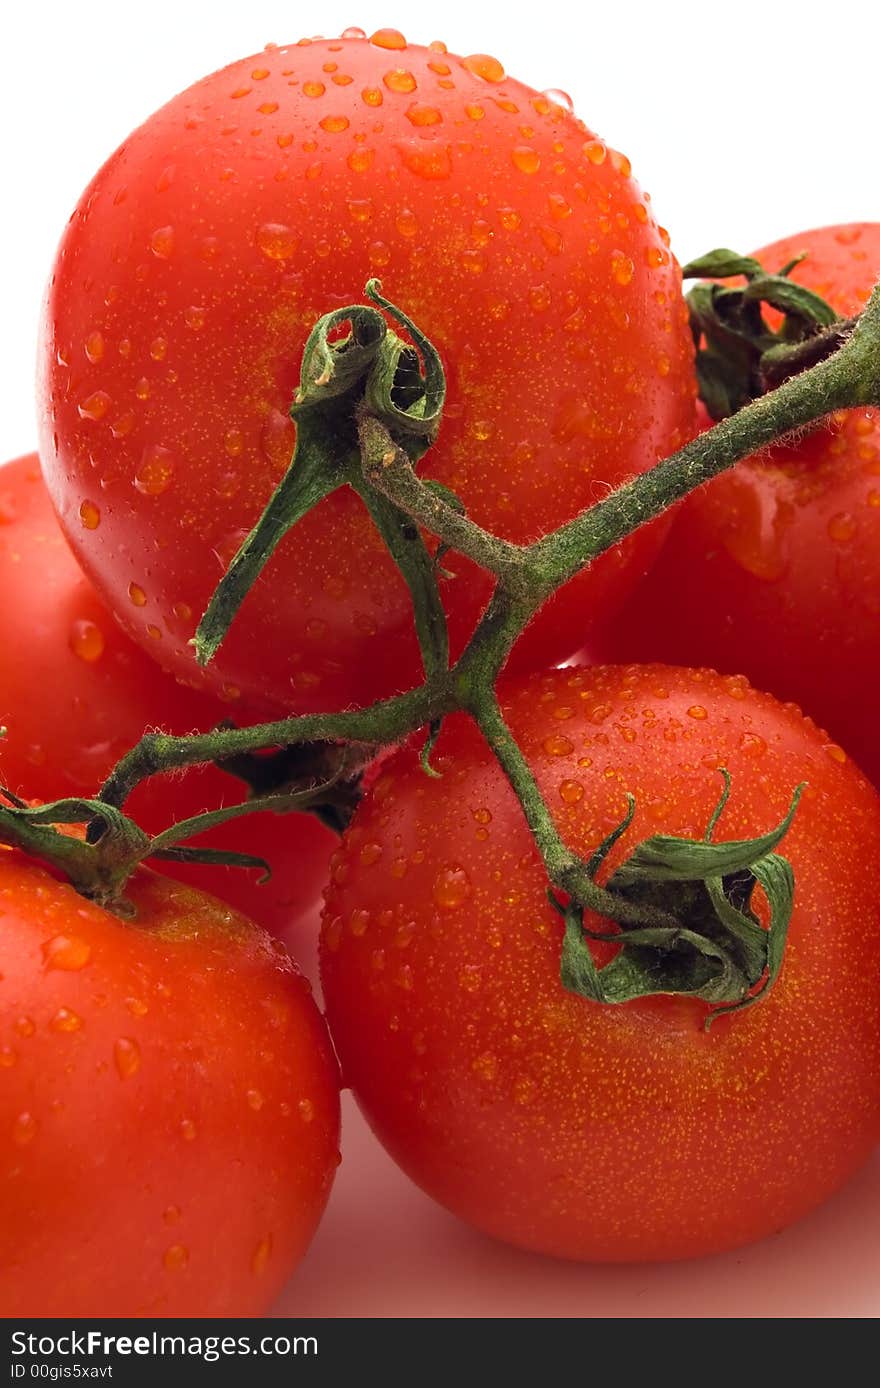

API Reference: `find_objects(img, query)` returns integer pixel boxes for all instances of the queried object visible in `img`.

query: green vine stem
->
[6,266,880,1007]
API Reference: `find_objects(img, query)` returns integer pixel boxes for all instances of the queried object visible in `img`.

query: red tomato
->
[38,31,695,715]
[592,223,880,784]
[0,455,334,938]
[0,857,339,1316]
[320,665,880,1262]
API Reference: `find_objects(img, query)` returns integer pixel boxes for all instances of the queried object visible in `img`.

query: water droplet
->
[687,705,708,721]
[319,114,350,133]
[79,499,101,529]
[125,997,148,1017]
[12,1112,39,1147]
[163,1205,181,1225]
[163,1244,189,1271]
[384,69,417,94]
[739,732,766,759]
[84,330,105,363]
[0,1047,17,1068]
[397,143,452,180]
[542,87,573,111]
[349,908,370,936]
[347,197,373,222]
[252,1234,273,1274]
[543,734,573,756]
[360,842,383,866]
[150,226,175,259]
[14,1017,35,1038]
[361,86,383,107]
[828,511,856,543]
[370,27,407,49]
[298,1098,315,1123]
[395,207,418,237]
[180,1118,197,1141]
[512,145,540,174]
[128,582,147,607]
[135,444,175,497]
[825,743,847,764]
[78,390,112,421]
[43,935,91,971]
[612,251,635,286]
[407,102,443,126]
[114,1037,141,1080]
[69,619,105,664]
[462,53,505,82]
[433,865,472,909]
[472,1051,497,1081]
[256,222,297,260]
[347,147,375,173]
[559,779,584,804]
[302,80,325,98]
[50,1007,83,1033]
[465,103,485,120]
[246,1088,264,1111]
[583,139,606,165]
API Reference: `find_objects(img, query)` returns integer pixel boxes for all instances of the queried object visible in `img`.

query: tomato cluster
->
[3,27,880,1316]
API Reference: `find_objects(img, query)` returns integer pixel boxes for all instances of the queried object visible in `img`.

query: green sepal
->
[363,280,446,459]
[559,777,804,1016]
[683,245,840,420]
[682,250,765,281]
[293,303,387,411]
[150,845,272,883]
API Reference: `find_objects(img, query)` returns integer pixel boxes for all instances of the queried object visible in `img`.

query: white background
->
[4,0,880,1320]
[3,0,879,460]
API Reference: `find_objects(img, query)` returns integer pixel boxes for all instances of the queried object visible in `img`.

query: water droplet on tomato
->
[559,779,584,804]
[342,25,367,39]
[511,145,540,174]
[396,142,452,180]
[180,1118,197,1141]
[459,964,481,993]
[150,226,175,259]
[513,1075,537,1105]
[302,80,325,98]
[256,222,297,260]
[687,705,708,721]
[462,53,505,82]
[611,251,635,286]
[319,114,350,132]
[50,1007,83,1033]
[361,86,383,107]
[69,619,105,664]
[542,88,573,111]
[43,935,91,971]
[349,909,370,937]
[371,27,407,49]
[384,69,417,94]
[12,1112,39,1147]
[78,391,112,421]
[128,582,147,607]
[825,743,847,764]
[298,1098,315,1123]
[543,734,573,756]
[583,139,607,165]
[114,1037,141,1080]
[79,499,101,529]
[135,444,175,497]
[163,1205,181,1225]
[163,1244,189,1271]
[246,1088,264,1111]
[433,865,472,909]
[0,1046,17,1068]
[406,103,442,126]
[84,330,105,364]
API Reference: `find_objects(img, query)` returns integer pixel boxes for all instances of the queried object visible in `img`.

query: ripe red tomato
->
[321,665,880,1262]
[591,223,880,784]
[0,856,339,1316]
[0,455,334,938]
[39,30,695,715]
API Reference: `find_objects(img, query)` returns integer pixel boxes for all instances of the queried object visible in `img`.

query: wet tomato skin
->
[0,859,340,1317]
[321,665,880,1261]
[39,34,694,715]
[0,455,333,939]
[593,224,880,784]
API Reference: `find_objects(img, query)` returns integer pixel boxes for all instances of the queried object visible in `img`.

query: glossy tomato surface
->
[321,665,880,1261]
[39,31,695,715]
[0,455,333,938]
[593,223,880,783]
[0,858,339,1316]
